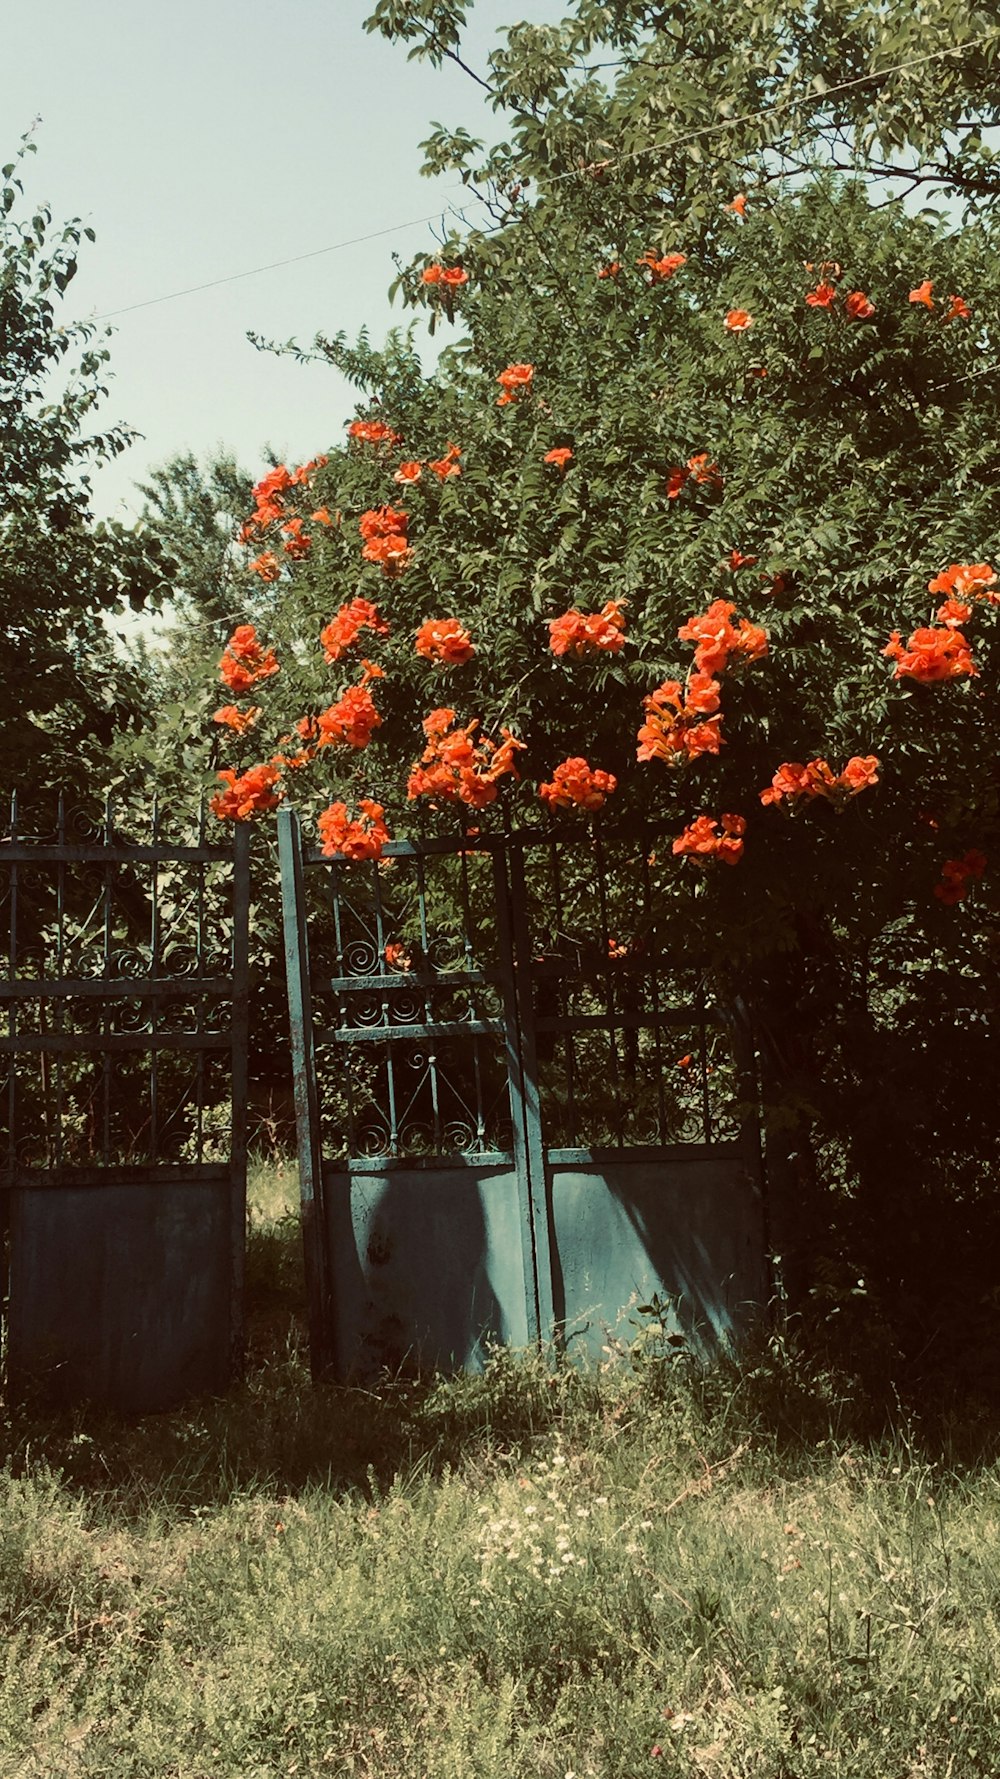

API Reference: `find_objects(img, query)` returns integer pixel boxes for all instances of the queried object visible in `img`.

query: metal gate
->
[279,807,767,1379]
[0,795,250,1409]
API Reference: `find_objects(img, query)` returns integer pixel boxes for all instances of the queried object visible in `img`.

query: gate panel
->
[548,1152,766,1361]
[510,829,767,1355]
[281,810,767,1378]
[0,797,250,1408]
[279,809,543,1378]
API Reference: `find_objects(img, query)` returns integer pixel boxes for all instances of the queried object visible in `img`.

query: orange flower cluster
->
[422,263,468,287]
[496,363,534,406]
[302,662,384,751]
[666,452,723,500]
[538,757,617,812]
[760,755,880,808]
[678,600,768,675]
[320,597,390,663]
[908,282,970,320]
[407,708,524,809]
[210,763,283,822]
[248,551,281,582]
[927,563,997,603]
[637,673,723,765]
[415,617,475,665]
[428,443,462,479]
[359,504,412,575]
[317,799,391,861]
[934,849,987,905]
[724,309,753,332]
[347,418,402,447]
[213,704,261,734]
[672,813,746,866]
[279,516,312,560]
[393,444,461,483]
[883,627,977,683]
[384,941,412,971]
[638,251,687,281]
[548,599,627,658]
[218,625,280,695]
[240,458,327,541]
[544,446,574,471]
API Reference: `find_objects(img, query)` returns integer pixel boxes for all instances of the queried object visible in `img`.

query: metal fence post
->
[277,805,332,1377]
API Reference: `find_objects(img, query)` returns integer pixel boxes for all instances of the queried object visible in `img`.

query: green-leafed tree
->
[159,0,1000,1356]
[0,135,168,801]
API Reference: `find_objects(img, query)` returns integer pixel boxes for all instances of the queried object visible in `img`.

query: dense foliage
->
[0,136,168,795]
[149,1,1000,1351]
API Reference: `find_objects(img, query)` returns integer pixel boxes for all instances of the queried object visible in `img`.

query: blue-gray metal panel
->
[7,1181,233,1409]
[322,1161,532,1379]
[549,1155,767,1362]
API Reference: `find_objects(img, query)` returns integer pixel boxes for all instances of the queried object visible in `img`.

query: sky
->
[5,0,563,522]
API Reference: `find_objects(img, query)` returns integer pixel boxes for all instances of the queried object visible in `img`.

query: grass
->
[2,1163,1000,1776]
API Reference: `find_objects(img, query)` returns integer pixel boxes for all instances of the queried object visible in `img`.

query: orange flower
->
[844,290,875,320]
[218,625,280,694]
[311,506,333,526]
[726,549,758,570]
[393,460,423,485]
[936,597,973,629]
[724,309,753,331]
[358,505,409,541]
[428,443,462,479]
[909,279,934,308]
[597,261,622,279]
[423,262,468,287]
[943,294,971,322]
[538,757,617,812]
[677,600,767,675]
[248,551,281,582]
[805,281,837,308]
[347,418,402,447]
[544,446,574,471]
[725,194,747,216]
[415,617,475,665]
[883,627,977,682]
[361,533,412,575]
[496,363,534,405]
[548,599,627,657]
[666,453,723,500]
[407,710,524,809]
[318,799,390,861]
[311,665,383,750]
[672,813,745,866]
[210,763,283,822]
[637,674,724,766]
[638,251,687,281]
[320,598,390,662]
[927,563,996,601]
[761,756,879,806]
[384,941,412,971]
[281,516,312,559]
[213,704,261,734]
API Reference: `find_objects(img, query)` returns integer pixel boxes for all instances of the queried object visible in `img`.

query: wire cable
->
[87,26,1000,324]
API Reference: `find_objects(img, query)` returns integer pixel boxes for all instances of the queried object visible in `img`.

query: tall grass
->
[1,1162,999,1776]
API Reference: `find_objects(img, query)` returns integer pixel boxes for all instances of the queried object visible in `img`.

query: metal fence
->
[279,809,767,1379]
[0,795,250,1409]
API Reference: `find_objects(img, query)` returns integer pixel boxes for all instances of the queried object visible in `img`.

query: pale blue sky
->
[5,0,561,519]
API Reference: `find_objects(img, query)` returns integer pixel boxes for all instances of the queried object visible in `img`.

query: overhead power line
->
[90,25,1000,324]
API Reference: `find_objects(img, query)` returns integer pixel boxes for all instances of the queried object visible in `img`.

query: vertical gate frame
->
[277,805,332,1376]
[501,837,556,1350]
